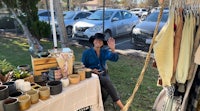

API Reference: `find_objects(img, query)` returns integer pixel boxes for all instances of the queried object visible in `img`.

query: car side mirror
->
[112,17,119,22]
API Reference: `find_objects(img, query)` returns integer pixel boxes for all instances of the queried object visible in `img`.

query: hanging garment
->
[153,7,175,86]
[195,45,200,64]
[176,12,195,84]
[173,8,184,74]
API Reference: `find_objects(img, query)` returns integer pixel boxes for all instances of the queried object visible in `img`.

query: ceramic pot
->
[9,91,23,98]
[60,77,69,87]
[3,81,17,95]
[38,86,50,100]
[48,67,62,81]
[85,68,92,78]
[26,90,39,104]
[15,79,24,90]
[3,98,19,111]
[46,81,62,95]
[78,69,85,81]
[0,85,9,100]
[17,64,30,71]
[68,74,80,84]
[21,82,31,92]
[18,95,31,111]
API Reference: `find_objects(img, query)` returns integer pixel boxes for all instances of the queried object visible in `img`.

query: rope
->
[122,2,165,111]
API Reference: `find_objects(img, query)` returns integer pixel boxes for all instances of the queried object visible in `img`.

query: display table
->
[27,74,104,111]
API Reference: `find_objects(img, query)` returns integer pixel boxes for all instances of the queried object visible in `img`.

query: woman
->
[82,33,124,110]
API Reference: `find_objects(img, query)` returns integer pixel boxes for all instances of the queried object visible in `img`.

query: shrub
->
[0,59,15,76]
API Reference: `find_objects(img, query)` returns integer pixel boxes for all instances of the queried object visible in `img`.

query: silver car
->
[72,9,139,40]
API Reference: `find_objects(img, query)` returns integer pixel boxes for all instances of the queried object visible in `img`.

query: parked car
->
[131,9,169,49]
[38,9,92,37]
[72,9,139,40]
[130,8,148,18]
[64,11,92,37]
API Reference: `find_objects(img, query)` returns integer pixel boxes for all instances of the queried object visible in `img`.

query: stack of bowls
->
[48,67,62,81]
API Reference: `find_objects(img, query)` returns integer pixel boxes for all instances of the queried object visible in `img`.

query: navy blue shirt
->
[82,48,119,71]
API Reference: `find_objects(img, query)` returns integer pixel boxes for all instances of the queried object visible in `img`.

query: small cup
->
[15,79,24,90]
[3,98,19,111]
[3,81,17,95]
[18,95,31,111]
[0,85,9,100]
[9,91,23,98]
[38,86,50,100]
[26,90,39,104]
[60,77,69,87]
[21,82,31,92]
[78,69,85,80]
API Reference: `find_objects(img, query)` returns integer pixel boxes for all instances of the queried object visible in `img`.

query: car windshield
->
[145,11,168,22]
[87,10,113,20]
[64,11,75,19]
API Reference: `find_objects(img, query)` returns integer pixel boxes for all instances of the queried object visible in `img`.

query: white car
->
[72,9,139,40]
[130,8,148,17]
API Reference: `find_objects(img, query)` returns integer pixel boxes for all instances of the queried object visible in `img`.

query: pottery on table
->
[26,90,39,104]
[18,95,31,111]
[60,77,69,87]
[15,79,25,90]
[17,64,30,71]
[0,85,9,100]
[38,86,50,100]
[48,67,62,81]
[9,91,23,98]
[3,81,17,95]
[78,69,86,81]
[3,98,19,111]
[46,81,62,95]
[68,74,80,84]
[85,68,92,78]
[21,82,31,92]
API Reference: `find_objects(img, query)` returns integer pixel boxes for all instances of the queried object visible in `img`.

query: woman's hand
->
[107,37,115,52]
[92,69,100,75]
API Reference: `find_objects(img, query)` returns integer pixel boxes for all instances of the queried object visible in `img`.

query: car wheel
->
[104,31,111,40]
[66,26,73,38]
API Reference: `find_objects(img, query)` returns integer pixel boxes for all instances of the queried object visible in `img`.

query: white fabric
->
[195,45,200,64]
[153,7,174,86]
[27,74,104,111]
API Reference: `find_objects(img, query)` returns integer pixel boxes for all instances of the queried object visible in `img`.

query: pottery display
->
[18,95,31,111]
[26,90,39,104]
[15,79,25,90]
[0,85,9,100]
[78,69,86,81]
[3,81,17,95]
[9,91,23,98]
[68,74,80,84]
[85,68,92,78]
[60,77,69,87]
[17,64,30,71]
[46,81,62,95]
[38,86,50,100]
[21,81,31,92]
[3,98,19,111]
[48,67,62,81]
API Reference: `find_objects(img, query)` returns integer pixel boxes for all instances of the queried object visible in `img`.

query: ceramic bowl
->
[0,85,9,100]
[26,90,39,104]
[38,86,50,100]
[46,81,62,95]
[68,74,80,84]
[3,81,17,95]
[18,95,31,111]
[3,98,19,111]
[9,91,23,98]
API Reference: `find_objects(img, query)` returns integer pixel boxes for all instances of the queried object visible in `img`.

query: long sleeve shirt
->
[82,48,119,72]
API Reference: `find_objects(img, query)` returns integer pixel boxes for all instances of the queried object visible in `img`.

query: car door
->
[121,11,135,35]
[111,11,123,36]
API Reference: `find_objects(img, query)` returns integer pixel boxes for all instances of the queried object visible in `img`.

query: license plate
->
[145,39,152,44]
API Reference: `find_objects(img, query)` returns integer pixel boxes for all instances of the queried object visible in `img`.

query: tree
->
[0,0,51,51]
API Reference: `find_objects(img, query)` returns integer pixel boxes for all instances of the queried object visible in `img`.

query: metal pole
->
[103,0,105,34]
[46,0,51,25]
[50,0,58,48]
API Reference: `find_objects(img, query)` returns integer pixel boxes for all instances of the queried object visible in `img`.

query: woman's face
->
[93,38,103,48]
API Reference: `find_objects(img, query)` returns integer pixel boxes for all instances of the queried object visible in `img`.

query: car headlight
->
[89,25,103,32]
[132,28,141,34]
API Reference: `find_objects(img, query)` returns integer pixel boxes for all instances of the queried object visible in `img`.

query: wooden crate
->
[31,56,58,75]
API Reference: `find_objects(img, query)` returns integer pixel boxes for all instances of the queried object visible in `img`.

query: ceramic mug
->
[85,68,92,78]
[15,79,24,90]
[18,95,31,111]
[26,90,39,104]
[3,98,19,111]
[38,86,50,100]
[60,77,69,87]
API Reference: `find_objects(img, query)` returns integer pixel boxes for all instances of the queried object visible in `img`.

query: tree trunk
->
[1,1,42,49]
[53,0,68,48]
